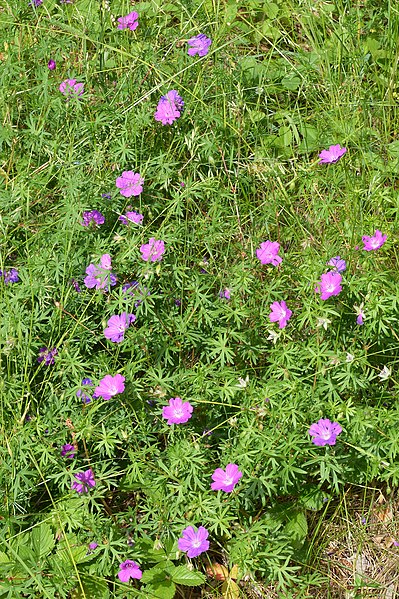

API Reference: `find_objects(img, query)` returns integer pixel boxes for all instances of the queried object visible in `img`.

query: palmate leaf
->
[31,522,55,559]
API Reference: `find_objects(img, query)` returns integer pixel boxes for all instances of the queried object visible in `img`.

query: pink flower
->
[117,560,142,582]
[362,230,387,251]
[59,79,84,98]
[308,418,342,446]
[115,171,144,197]
[187,34,212,57]
[154,90,184,125]
[256,240,282,266]
[315,271,342,300]
[117,11,139,31]
[178,526,209,558]
[104,313,136,343]
[211,463,242,493]
[100,254,112,270]
[71,468,95,493]
[84,255,116,290]
[140,238,165,262]
[318,144,347,164]
[269,300,292,329]
[162,397,193,425]
[119,211,143,225]
[95,374,125,400]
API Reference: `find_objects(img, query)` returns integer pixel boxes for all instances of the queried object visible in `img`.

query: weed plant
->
[1,0,399,597]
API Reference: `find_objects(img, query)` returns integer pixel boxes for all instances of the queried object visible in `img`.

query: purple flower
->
[117,11,139,31]
[70,278,81,292]
[256,240,282,266]
[81,210,105,227]
[76,378,94,404]
[104,313,136,343]
[71,468,96,493]
[315,271,342,300]
[122,281,149,305]
[37,346,58,366]
[178,526,209,558]
[48,59,56,70]
[362,230,387,251]
[119,211,143,225]
[30,0,42,6]
[187,34,212,57]
[140,238,165,262]
[118,560,142,582]
[308,418,342,446]
[394,541,399,547]
[102,192,111,200]
[219,288,231,300]
[0,268,19,284]
[356,313,364,325]
[154,90,184,125]
[61,443,76,459]
[88,542,98,550]
[115,171,144,198]
[318,144,347,164]
[162,397,193,425]
[327,256,346,272]
[84,255,117,291]
[59,79,84,98]
[269,300,292,329]
[211,463,242,493]
[95,374,125,400]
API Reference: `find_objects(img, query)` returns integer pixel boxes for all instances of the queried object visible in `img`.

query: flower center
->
[224,477,234,486]
[192,539,202,548]
[173,408,184,418]
[320,428,331,440]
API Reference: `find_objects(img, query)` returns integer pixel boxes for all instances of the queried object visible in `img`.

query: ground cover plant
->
[1,0,399,597]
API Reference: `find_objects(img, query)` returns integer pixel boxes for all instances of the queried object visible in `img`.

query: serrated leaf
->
[0,551,11,564]
[71,574,109,599]
[284,511,308,549]
[299,486,326,511]
[170,565,206,586]
[144,579,176,599]
[31,523,55,558]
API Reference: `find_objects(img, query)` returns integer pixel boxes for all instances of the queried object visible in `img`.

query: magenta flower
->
[178,526,209,558]
[356,312,364,325]
[362,230,387,251]
[48,59,56,70]
[61,443,76,458]
[154,90,184,125]
[162,397,193,425]
[256,240,282,266]
[117,11,139,31]
[327,256,346,272]
[59,79,84,98]
[37,346,58,366]
[104,313,136,343]
[211,463,242,493]
[187,34,212,57]
[315,271,342,300]
[318,144,347,164]
[95,374,125,400]
[116,171,144,198]
[71,468,96,493]
[308,418,342,446]
[84,255,116,290]
[88,542,98,550]
[140,238,165,262]
[81,210,105,227]
[118,560,142,582]
[219,288,231,300]
[119,211,143,225]
[269,300,292,329]
[0,268,19,284]
[30,0,42,6]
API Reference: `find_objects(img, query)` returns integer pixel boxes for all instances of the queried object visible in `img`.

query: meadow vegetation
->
[1,0,399,597]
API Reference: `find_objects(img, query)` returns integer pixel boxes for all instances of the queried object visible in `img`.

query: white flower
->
[237,376,249,388]
[346,353,354,363]
[317,317,331,330]
[378,366,391,381]
[267,330,279,344]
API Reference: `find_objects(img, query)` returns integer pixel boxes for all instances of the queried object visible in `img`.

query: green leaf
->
[284,511,308,549]
[143,580,176,599]
[281,75,301,91]
[31,523,55,559]
[299,486,326,511]
[170,565,206,586]
[71,574,109,599]
[388,140,399,158]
